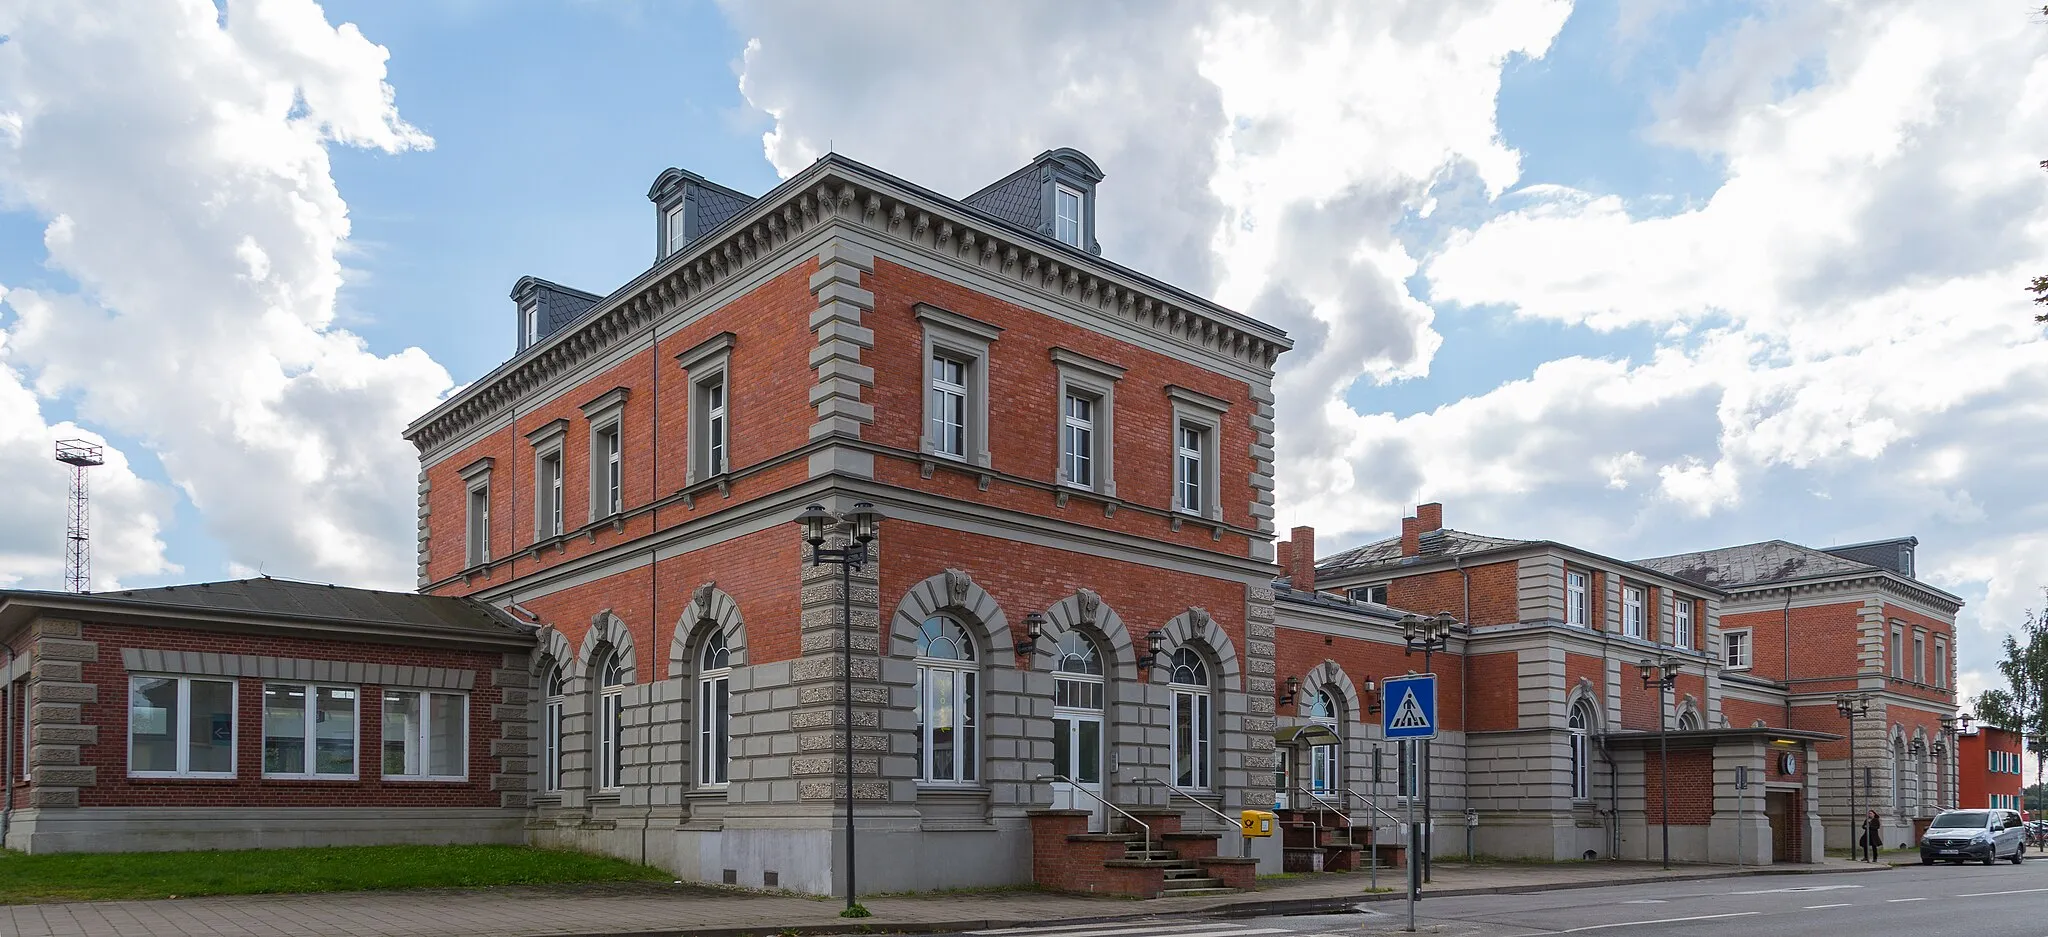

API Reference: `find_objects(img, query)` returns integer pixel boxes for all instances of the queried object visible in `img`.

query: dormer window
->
[666,204,688,257]
[1054,185,1083,247]
[522,306,539,349]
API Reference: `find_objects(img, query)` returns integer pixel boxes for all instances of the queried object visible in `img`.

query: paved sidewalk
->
[0,859,1886,937]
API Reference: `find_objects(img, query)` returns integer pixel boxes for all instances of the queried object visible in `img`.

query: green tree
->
[1974,602,2048,792]
[2034,163,2048,321]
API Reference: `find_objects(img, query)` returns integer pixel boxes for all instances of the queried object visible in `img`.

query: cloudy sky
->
[2,0,2046,714]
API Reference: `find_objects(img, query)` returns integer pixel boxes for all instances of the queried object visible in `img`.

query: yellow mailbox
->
[1240,809,1277,838]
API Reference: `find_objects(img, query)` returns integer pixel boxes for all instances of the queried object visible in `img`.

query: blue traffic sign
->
[1382,673,1438,740]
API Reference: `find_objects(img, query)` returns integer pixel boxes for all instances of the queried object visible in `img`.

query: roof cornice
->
[1718,568,1963,614]
[1320,539,1732,597]
[405,156,1292,455]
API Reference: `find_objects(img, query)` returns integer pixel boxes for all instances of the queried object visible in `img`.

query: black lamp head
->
[796,503,832,547]
[1015,611,1045,657]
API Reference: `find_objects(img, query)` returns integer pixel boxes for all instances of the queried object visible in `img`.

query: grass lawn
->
[0,844,671,905]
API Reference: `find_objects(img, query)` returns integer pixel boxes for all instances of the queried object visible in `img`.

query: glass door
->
[1052,712,1105,831]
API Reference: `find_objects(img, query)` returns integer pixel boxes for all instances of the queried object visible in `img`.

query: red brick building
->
[401,148,1295,894]
[1,579,532,852]
[1959,727,2025,812]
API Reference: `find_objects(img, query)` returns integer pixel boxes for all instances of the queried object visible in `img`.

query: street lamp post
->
[1938,713,1969,811]
[1400,611,1457,883]
[1836,693,1873,860]
[797,501,880,917]
[1636,655,1682,870]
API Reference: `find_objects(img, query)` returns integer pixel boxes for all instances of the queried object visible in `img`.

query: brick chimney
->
[1400,515,1421,557]
[1288,526,1316,593]
[1276,539,1294,581]
[1416,502,1443,533]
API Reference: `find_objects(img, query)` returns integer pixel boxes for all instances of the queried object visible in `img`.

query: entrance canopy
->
[1599,726,1839,751]
[1273,725,1340,747]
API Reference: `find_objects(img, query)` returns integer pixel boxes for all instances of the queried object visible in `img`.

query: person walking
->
[1862,810,1881,862]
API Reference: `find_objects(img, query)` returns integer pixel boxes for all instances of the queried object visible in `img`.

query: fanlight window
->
[698,630,731,786]
[1168,647,1212,789]
[916,616,976,661]
[915,615,979,784]
[1054,631,1104,711]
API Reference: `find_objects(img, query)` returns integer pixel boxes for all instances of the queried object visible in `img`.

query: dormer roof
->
[964,147,1107,255]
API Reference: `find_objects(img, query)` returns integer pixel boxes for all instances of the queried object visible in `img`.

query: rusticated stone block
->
[32,682,97,704]
[31,723,95,746]
[31,703,81,725]
[30,786,79,808]
[34,639,97,662]
[28,744,78,766]
[30,659,82,683]
[33,617,82,638]
[32,765,96,787]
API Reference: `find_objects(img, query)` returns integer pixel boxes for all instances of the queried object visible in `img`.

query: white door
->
[1053,711,1105,831]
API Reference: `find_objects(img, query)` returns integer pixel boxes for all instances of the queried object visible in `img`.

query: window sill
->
[127,774,238,782]
[381,776,470,784]
[259,775,362,783]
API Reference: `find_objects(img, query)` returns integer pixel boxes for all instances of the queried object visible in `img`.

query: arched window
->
[1168,647,1212,790]
[597,651,627,792]
[1676,710,1700,732]
[1052,631,1105,794]
[542,666,567,793]
[1892,737,1907,814]
[1307,689,1340,794]
[697,630,731,787]
[915,616,979,784]
[1568,700,1595,801]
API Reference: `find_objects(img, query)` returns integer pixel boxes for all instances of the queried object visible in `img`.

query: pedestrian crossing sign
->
[1382,673,1438,740]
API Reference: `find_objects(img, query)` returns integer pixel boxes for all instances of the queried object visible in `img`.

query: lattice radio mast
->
[54,440,104,593]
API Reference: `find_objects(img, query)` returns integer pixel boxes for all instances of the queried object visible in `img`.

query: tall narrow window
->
[1621,585,1645,638]
[1566,571,1589,627]
[12,678,27,782]
[930,354,968,459]
[666,203,687,256]
[1168,648,1212,789]
[1063,394,1094,488]
[129,676,236,779]
[703,380,727,476]
[601,427,622,516]
[1176,424,1206,515]
[1054,185,1082,246]
[543,667,566,793]
[466,485,490,567]
[1891,627,1905,678]
[1307,690,1340,795]
[597,652,626,792]
[698,632,731,787]
[381,689,466,781]
[538,453,563,538]
[1934,639,1948,688]
[1673,598,1694,650]
[523,307,539,348]
[914,616,979,784]
[1052,631,1105,799]
[262,683,357,778]
[1913,633,1925,683]
[1568,700,1594,801]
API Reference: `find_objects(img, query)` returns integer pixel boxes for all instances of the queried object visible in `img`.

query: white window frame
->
[914,616,981,785]
[1168,647,1213,790]
[380,689,468,782]
[581,387,629,522]
[1063,393,1095,488]
[916,304,1000,469]
[12,677,27,782]
[1166,385,1229,522]
[459,457,492,568]
[1621,585,1645,639]
[522,306,539,349]
[697,632,731,787]
[1934,638,1948,689]
[1565,570,1589,627]
[1350,584,1390,605]
[597,653,627,793]
[666,202,688,257]
[1050,348,1123,496]
[1673,597,1694,650]
[527,419,568,541]
[1913,631,1925,684]
[676,331,735,486]
[542,667,566,794]
[1724,628,1751,670]
[1054,184,1083,247]
[1306,690,1340,795]
[260,682,359,779]
[1892,625,1906,679]
[128,675,238,779]
[1568,700,1594,801]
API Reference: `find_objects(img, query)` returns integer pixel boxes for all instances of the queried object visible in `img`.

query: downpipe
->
[3,641,14,849]
[1598,733,1618,859]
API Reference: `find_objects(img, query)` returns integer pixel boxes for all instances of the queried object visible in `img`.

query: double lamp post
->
[1635,654,1683,871]
[796,501,881,917]
[1398,611,1457,884]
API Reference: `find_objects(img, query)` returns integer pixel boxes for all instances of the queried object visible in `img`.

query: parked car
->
[1920,809,2028,865]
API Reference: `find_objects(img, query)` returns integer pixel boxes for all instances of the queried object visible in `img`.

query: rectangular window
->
[1724,629,1751,670]
[12,678,26,781]
[666,204,687,256]
[381,690,466,781]
[537,453,563,538]
[1062,393,1094,488]
[1892,627,1905,678]
[1913,632,1925,683]
[1621,585,1645,638]
[262,683,357,778]
[698,673,729,786]
[1172,689,1211,789]
[598,687,624,791]
[915,666,979,784]
[702,379,727,476]
[465,484,490,567]
[1566,571,1589,627]
[1176,423,1206,515]
[1570,732,1591,801]
[1674,598,1694,650]
[1350,584,1389,605]
[601,426,622,516]
[522,307,539,348]
[128,676,235,778]
[930,354,968,459]
[1935,640,1948,688]
[543,694,563,793]
[1054,185,1083,246]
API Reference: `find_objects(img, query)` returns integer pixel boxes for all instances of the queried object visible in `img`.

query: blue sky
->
[2,0,2045,711]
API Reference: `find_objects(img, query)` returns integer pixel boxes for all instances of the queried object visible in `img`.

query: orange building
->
[1959,727,2026,812]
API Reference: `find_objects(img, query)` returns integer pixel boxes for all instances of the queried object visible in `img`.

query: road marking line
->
[1886,898,1927,902]
[1560,912,1760,932]
[1955,887,2048,898]
[1804,904,1852,909]
[972,925,1246,937]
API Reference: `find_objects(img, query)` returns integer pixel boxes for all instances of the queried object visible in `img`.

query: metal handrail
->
[1142,777,1237,828]
[1292,786,1354,827]
[1341,786,1403,825]
[1041,775,1150,856]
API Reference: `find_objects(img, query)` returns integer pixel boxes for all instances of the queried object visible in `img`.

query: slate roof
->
[1271,580,1409,619]
[1632,540,1879,589]
[1316,529,1536,578]
[0,578,527,639]
[963,167,1043,232]
[694,185,756,236]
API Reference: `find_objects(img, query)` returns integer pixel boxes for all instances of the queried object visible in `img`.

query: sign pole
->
[1406,756,1417,933]
[1381,672,1437,935]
